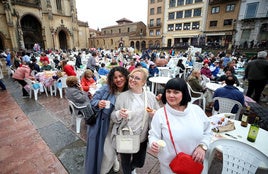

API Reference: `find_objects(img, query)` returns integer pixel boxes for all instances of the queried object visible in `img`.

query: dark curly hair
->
[161,78,191,106]
[107,66,129,94]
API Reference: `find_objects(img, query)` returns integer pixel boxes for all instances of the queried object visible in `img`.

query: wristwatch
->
[199,144,208,151]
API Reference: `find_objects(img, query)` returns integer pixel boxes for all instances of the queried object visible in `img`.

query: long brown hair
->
[107,66,129,94]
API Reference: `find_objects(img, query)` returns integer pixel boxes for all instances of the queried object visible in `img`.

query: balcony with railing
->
[148,23,162,29]
[209,0,238,5]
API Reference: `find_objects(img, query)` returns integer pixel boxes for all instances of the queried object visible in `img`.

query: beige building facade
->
[0,0,89,51]
[88,18,146,51]
[163,0,207,48]
[205,0,241,48]
[147,0,165,49]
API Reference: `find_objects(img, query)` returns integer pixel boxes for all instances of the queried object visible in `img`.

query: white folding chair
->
[193,62,203,70]
[55,76,68,98]
[202,139,268,174]
[212,97,243,120]
[187,83,206,110]
[24,78,48,100]
[68,100,86,134]
[201,74,210,87]
[159,68,171,77]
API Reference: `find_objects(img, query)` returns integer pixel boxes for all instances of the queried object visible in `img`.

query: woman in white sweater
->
[149,78,212,174]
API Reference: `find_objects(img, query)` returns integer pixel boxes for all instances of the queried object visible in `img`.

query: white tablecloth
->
[149,76,171,94]
[206,82,244,93]
[211,113,268,167]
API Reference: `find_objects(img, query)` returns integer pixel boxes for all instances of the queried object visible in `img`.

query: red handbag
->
[164,107,203,174]
[169,152,203,174]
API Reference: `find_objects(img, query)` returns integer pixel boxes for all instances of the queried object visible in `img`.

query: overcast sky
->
[76,0,148,30]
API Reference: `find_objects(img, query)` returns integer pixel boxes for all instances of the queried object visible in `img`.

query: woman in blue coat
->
[85,66,129,174]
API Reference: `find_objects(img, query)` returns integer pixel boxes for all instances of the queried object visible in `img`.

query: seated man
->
[209,60,220,80]
[216,69,240,86]
[98,63,109,76]
[213,75,245,113]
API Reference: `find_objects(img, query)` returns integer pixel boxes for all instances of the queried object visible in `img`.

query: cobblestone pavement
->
[0,77,160,174]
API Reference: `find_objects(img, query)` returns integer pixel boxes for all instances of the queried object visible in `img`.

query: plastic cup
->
[126,110,132,119]
[105,100,110,109]
[157,140,166,150]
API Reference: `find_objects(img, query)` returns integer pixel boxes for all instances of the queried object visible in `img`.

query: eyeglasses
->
[129,75,142,81]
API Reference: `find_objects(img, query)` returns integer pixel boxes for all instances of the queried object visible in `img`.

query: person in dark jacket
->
[75,52,82,69]
[245,51,268,103]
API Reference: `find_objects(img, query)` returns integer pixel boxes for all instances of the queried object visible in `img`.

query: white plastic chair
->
[7,66,15,78]
[187,82,206,110]
[24,78,48,100]
[187,83,206,110]
[193,62,203,70]
[68,100,86,134]
[202,139,268,174]
[201,74,210,87]
[212,97,243,120]
[55,76,68,98]
[160,68,171,77]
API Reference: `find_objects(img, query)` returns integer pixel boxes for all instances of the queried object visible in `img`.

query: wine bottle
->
[247,117,260,142]
[241,106,250,127]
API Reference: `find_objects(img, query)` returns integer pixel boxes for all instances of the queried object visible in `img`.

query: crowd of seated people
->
[2,47,267,106]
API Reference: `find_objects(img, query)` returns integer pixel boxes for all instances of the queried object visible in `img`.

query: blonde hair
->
[83,69,94,78]
[188,69,201,81]
[129,68,148,82]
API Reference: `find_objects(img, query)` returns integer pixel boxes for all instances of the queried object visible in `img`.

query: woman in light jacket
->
[111,68,160,174]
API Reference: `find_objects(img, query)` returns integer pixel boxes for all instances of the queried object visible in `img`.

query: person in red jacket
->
[39,52,50,65]
[61,60,76,76]
[80,69,96,92]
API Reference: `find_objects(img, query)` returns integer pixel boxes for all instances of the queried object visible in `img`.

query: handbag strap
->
[164,106,177,155]
[141,89,148,130]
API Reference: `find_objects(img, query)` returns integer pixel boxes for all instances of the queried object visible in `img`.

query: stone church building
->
[0,0,89,51]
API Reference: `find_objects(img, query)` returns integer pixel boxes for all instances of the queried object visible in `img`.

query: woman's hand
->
[150,142,160,154]
[147,109,156,118]
[156,93,162,101]
[98,100,107,109]
[119,108,129,119]
[192,146,206,163]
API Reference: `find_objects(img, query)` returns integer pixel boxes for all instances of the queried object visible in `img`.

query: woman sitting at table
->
[188,69,213,108]
[201,62,212,79]
[81,69,96,92]
[60,60,77,76]
[65,76,90,106]
[176,59,185,74]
